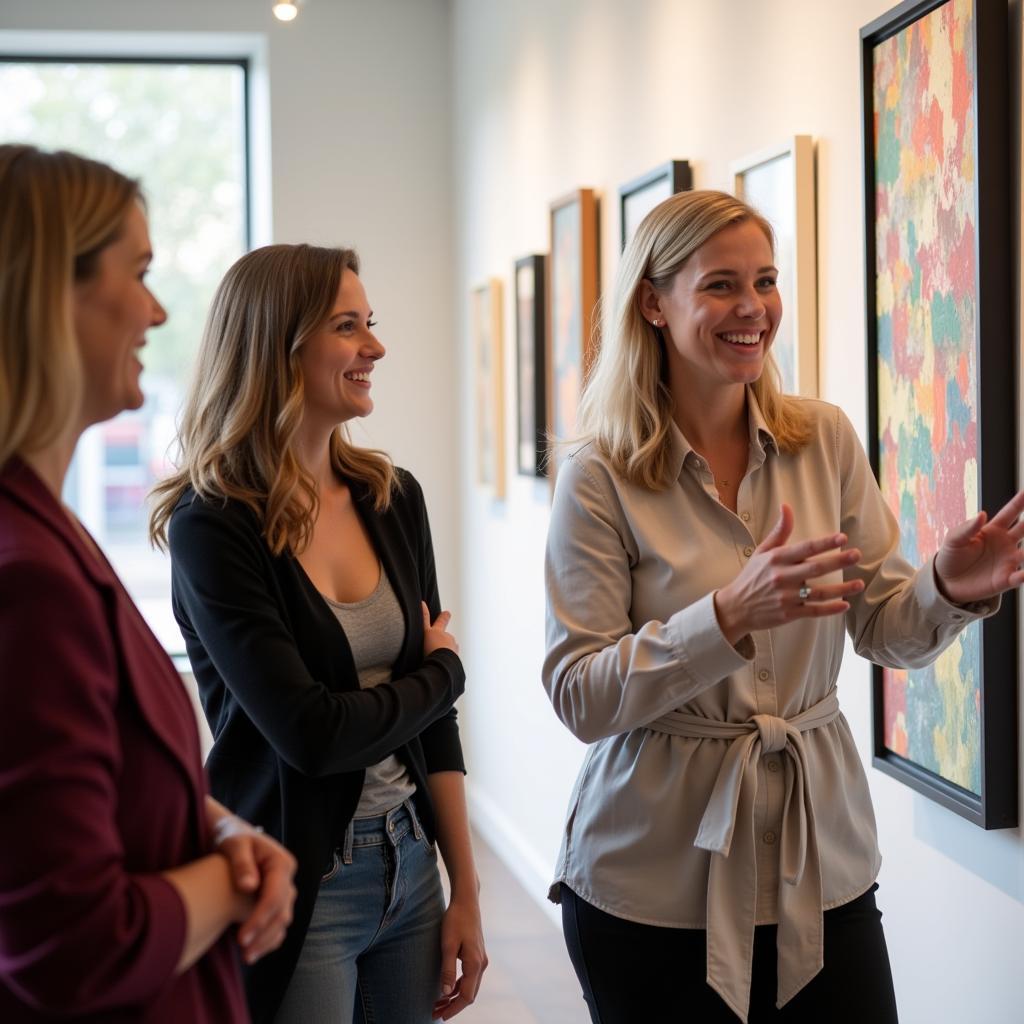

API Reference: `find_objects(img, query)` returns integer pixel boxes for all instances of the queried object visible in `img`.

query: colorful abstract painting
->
[548,190,598,481]
[873,0,980,793]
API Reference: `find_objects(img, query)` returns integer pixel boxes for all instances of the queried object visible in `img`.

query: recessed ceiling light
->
[273,2,299,22]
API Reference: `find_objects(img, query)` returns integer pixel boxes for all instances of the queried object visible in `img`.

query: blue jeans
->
[274,801,445,1024]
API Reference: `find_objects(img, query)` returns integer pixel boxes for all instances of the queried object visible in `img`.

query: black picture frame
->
[861,0,1016,828]
[514,254,547,477]
[618,159,692,250]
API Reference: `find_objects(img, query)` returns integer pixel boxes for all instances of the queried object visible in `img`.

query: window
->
[0,57,249,652]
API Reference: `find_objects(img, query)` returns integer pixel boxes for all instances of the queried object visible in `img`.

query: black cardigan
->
[168,468,465,1022]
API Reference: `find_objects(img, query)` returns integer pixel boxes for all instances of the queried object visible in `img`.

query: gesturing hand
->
[934,489,1024,606]
[422,601,460,658]
[714,503,865,645]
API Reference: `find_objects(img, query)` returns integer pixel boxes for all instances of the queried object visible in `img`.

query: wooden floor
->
[441,831,590,1024]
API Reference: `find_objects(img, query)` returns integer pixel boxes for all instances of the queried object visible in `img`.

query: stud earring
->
[652,319,665,327]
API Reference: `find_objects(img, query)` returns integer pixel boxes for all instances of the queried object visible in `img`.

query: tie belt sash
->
[645,689,841,1022]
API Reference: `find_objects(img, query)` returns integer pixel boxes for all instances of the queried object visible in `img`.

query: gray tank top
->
[322,570,417,818]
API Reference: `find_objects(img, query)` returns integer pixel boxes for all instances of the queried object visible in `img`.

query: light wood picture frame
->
[732,136,818,397]
[472,278,505,499]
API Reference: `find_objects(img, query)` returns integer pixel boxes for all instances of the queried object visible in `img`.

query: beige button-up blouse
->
[543,392,994,1022]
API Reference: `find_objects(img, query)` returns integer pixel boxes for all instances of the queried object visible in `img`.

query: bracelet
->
[212,814,263,847]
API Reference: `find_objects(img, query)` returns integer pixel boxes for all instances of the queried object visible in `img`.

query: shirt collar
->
[746,386,779,458]
[668,385,779,481]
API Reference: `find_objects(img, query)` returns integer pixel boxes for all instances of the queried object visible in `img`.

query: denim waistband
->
[340,799,424,864]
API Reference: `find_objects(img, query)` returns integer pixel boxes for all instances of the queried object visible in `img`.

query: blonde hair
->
[0,145,140,468]
[149,244,396,555]
[578,189,811,489]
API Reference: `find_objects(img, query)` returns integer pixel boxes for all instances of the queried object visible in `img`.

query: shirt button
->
[767,760,780,772]
[743,546,753,557]
[758,669,770,681]
[763,830,777,845]
[388,822,395,833]
[741,511,750,522]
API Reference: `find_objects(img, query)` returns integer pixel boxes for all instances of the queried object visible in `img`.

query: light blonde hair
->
[578,189,811,490]
[0,145,141,468]
[149,244,396,555]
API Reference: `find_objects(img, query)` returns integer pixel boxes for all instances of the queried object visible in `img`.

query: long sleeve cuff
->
[666,592,755,691]
[916,557,1001,625]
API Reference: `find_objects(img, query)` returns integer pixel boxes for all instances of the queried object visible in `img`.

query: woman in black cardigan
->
[150,244,486,1023]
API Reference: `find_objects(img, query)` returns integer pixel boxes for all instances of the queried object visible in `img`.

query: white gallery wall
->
[0,0,459,607]
[1,0,1022,1020]
[450,1,1024,1022]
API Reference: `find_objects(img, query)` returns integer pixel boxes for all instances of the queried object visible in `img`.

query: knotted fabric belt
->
[646,689,841,1022]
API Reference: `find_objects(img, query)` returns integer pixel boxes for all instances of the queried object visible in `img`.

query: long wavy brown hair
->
[149,244,395,555]
[578,189,811,490]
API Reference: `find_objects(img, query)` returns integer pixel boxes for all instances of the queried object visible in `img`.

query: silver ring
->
[798,585,812,601]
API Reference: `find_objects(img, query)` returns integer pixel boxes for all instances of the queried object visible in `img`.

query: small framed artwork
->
[862,0,1015,828]
[618,159,692,250]
[732,136,818,397]
[472,278,505,499]
[514,254,547,477]
[548,189,599,481]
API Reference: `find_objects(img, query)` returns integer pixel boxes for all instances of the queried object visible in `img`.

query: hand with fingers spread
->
[934,489,1024,606]
[713,503,865,646]
[423,601,460,657]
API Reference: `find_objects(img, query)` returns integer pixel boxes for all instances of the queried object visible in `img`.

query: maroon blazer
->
[0,459,248,1023]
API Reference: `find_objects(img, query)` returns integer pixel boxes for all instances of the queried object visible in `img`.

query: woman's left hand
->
[432,895,488,1020]
[935,489,1024,605]
[216,825,297,964]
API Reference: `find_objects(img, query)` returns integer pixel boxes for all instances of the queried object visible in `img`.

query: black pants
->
[561,884,899,1023]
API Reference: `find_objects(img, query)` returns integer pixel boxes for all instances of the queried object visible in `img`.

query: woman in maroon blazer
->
[0,145,297,1022]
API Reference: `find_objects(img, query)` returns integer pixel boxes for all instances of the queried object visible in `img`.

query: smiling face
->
[297,268,385,431]
[72,203,167,428]
[640,218,781,395]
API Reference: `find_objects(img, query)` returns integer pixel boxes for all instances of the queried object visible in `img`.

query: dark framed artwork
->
[618,159,692,250]
[514,254,547,477]
[472,278,505,499]
[861,0,1016,827]
[548,189,599,482]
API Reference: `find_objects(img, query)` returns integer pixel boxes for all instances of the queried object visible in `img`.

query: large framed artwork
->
[861,0,1015,827]
[618,159,692,250]
[515,254,547,477]
[548,189,599,481]
[732,137,818,397]
[472,278,505,499]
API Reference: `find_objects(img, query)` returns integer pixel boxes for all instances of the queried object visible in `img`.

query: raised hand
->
[934,489,1024,606]
[422,601,460,657]
[713,503,865,645]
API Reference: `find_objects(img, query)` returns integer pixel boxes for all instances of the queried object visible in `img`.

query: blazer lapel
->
[0,458,203,789]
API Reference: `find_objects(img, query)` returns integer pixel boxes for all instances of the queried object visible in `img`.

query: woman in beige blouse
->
[543,189,1023,1023]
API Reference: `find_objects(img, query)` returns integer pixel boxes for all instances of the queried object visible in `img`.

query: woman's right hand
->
[713,503,865,645]
[422,601,460,657]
